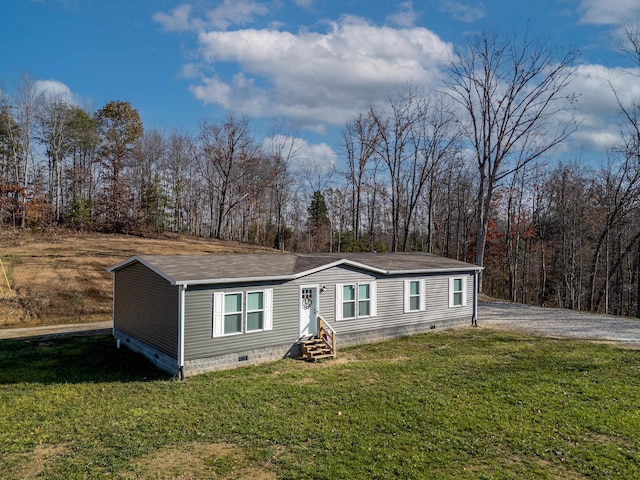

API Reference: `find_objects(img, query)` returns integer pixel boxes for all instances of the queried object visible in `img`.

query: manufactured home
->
[108,253,482,377]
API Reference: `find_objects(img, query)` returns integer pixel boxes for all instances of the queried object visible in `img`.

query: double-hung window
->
[223,292,243,335]
[341,284,356,319]
[336,282,377,320]
[449,277,467,307]
[246,291,264,332]
[358,284,371,316]
[213,289,273,337]
[404,279,425,313]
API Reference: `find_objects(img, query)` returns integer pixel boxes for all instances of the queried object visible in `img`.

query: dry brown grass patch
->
[463,454,584,480]
[8,443,71,479]
[126,441,278,480]
[0,231,276,328]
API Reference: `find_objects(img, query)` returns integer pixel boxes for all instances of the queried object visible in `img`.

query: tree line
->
[2,27,640,317]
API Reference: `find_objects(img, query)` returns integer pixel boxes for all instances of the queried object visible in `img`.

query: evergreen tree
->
[307,190,330,252]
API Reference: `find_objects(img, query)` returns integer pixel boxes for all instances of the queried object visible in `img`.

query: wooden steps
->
[299,337,335,361]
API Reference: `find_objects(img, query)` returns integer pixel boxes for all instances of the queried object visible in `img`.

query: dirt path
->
[0,320,112,340]
[480,301,640,348]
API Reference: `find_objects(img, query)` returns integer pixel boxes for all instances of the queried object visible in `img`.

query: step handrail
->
[317,315,337,358]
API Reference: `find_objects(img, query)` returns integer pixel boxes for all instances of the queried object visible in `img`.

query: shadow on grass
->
[0,333,170,384]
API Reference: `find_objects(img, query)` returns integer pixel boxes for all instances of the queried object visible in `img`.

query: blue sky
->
[3,0,640,166]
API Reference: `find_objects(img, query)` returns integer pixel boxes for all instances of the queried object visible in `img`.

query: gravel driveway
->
[479,301,640,348]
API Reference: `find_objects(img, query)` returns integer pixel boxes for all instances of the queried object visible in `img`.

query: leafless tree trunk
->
[446,29,578,290]
[265,120,300,250]
[340,111,381,242]
[14,75,42,228]
[370,85,459,252]
[199,114,256,239]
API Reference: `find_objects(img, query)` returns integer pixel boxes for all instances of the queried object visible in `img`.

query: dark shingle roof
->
[109,252,481,285]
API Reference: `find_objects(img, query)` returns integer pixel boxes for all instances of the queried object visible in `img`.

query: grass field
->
[0,231,275,328]
[1,327,639,479]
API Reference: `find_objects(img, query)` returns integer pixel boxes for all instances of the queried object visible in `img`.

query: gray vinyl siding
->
[181,265,475,361]
[289,264,376,323]
[183,281,298,360]
[294,266,475,335]
[113,262,179,358]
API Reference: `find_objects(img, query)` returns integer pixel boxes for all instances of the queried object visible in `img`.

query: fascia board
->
[106,256,138,273]
[107,256,178,285]
[339,259,389,275]
[291,259,348,278]
[291,259,388,278]
[388,266,484,275]
[177,274,296,286]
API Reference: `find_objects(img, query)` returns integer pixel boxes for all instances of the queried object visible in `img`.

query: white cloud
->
[189,16,453,130]
[387,1,420,28]
[34,79,76,104]
[577,0,639,25]
[435,0,485,23]
[565,63,640,151]
[292,138,338,174]
[154,1,269,32]
[189,76,235,109]
[262,134,337,176]
[153,4,195,32]
[205,0,269,30]
[180,62,201,79]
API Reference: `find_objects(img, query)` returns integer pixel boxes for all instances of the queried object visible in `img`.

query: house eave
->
[107,256,178,285]
[175,265,483,286]
[388,266,484,275]
[176,274,296,286]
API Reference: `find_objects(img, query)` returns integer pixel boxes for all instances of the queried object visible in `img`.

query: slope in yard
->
[0,231,275,328]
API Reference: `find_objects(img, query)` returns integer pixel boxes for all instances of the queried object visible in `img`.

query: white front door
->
[299,285,319,338]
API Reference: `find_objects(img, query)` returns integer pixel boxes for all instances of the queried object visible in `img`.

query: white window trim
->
[448,277,467,308]
[341,284,357,320]
[246,290,265,333]
[358,282,374,318]
[404,279,426,313]
[335,282,377,320]
[212,289,274,337]
[220,291,244,337]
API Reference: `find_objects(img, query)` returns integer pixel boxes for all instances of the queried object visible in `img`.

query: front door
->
[299,285,319,338]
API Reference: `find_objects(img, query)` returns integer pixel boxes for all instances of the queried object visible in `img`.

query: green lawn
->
[1,328,639,479]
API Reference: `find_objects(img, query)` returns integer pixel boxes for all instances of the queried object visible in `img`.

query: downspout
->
[112,273,116,336]
[472,270,478,327]
[178,284,187,380]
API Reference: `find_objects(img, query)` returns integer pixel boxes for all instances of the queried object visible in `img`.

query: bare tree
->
[545,163,590,310]
[447,29,578,290]
[37,98,76,224]
[264,120,301,250]
[13,75,42,228]
[199,114,257,239]
[369,85,426,252]
[163,131,197,233]
[66,106,98,230]
[133,130,168,234]
[0,91,24,227]
[369,86,460,252]
[402,94,460,252]
[340,111,381,242]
